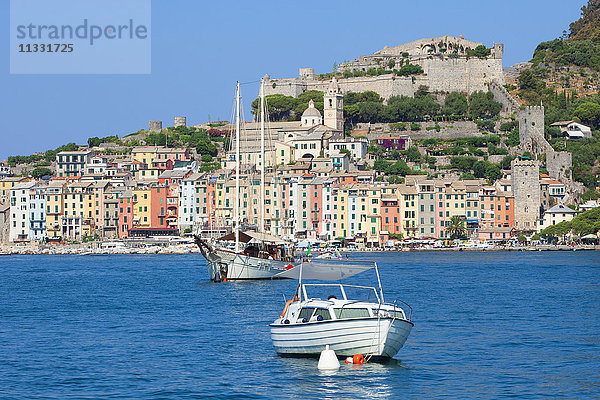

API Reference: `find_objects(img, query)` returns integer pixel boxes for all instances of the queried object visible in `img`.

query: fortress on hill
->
[263,36,505,99]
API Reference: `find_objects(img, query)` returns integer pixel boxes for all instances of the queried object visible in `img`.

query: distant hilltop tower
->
[174,116,187,128]
[511,158,541,231]
[149,121,162,132]
[324,77,344,131]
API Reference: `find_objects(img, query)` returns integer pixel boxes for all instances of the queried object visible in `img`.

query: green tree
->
[414,85,430,98]
[447,216,467,239]
[450,156,477,171]
[473,161,486,178]
[442,92,468,115]
[582,189,599,201]
[466,45,491,58]
[368,143,385,157]
[570,207,600,236]
[31,167,53,178]
[405,146,421,162]
[517,69,541,90]
[574,102,600,129]
[485,163,502,181]
[469,91,502,119]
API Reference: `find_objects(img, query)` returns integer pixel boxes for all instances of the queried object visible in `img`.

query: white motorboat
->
[270,259,414,361]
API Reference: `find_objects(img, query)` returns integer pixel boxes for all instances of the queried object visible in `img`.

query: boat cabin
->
[215,231,296,262]
[279,283,409,325]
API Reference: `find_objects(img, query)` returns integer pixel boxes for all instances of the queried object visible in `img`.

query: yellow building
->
[45,181,66,240]
[365,186,382,246]
[336,186,349,239]
[132,147,159,164]
[133,188,152,227]
[62,182,95,239]
[399,185,418,238]
[0,177,32,204]
[135,169,161,181]
[274,141,296,165]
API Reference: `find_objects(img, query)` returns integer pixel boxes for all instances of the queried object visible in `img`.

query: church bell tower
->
[324,77,344,131]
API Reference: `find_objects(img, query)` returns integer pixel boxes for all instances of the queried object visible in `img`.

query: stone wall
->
[517,106,572,182]
[174,117,187,128]
[264,60,502,100]
[546,151,572,182]
[355,121,482,141]
[518,106,548,153]
[511,158,541,231]
[149,121,162,132]
[335,36,505,94]
[488,80,520,115]
[419,57,505,94]
[264,74,415,99]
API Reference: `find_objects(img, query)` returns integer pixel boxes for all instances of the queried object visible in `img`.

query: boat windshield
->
[334,308,370,319]
[314,308,332,321]
[296,307,315,322]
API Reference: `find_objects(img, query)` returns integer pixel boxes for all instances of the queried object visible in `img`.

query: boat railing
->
[393,298,413,321]
[301,283,380,303]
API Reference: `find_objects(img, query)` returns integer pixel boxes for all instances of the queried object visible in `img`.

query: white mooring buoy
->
[318,345,340,371]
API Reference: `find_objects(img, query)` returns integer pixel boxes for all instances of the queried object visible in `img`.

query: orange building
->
[479,187,515,229]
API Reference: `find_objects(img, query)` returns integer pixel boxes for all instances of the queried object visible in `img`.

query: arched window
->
[329,99,333,107]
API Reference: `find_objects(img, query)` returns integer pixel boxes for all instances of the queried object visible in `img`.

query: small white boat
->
[270,260,413,361]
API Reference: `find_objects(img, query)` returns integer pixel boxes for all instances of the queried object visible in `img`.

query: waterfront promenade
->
[1,242,598,255]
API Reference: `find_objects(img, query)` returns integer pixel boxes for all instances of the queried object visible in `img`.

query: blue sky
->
[0,0,586,161]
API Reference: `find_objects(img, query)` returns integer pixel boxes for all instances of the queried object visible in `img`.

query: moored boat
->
[269,259,414,361]
[195,231,298,281]
[195,80,299,281]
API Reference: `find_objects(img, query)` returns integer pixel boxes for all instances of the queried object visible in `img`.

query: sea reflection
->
[276,357,411,399]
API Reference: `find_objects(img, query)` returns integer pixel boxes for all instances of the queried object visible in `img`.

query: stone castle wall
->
[264,58,503,100]
[263,37,505,100]
[263,74,415,99]
[547,151,572,182]
[420,57,505,94]
[488,80,520,114]
[517,106,572,182]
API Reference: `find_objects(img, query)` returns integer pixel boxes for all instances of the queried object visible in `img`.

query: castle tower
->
[301,99,322,128]
[174,116,187,127]
[518,106,545,154]
[324,77,344,131]
[511,158,541,231]
[149,121,162,132]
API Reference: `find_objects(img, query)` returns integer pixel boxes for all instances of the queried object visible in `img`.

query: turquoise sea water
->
[1,252,599,399]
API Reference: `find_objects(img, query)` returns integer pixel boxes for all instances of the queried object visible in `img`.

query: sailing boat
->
[195,80,300,281]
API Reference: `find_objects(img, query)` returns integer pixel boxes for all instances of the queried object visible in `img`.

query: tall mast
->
[260,79,265,233]
[235,82,240,252]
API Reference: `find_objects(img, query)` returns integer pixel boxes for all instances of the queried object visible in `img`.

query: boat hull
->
[205,248,296,281]
[270,317,413,360]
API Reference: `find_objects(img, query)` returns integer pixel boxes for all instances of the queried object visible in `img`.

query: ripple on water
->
[0,252,598,399]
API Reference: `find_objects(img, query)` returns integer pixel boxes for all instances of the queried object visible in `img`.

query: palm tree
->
[447,216,467,239]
